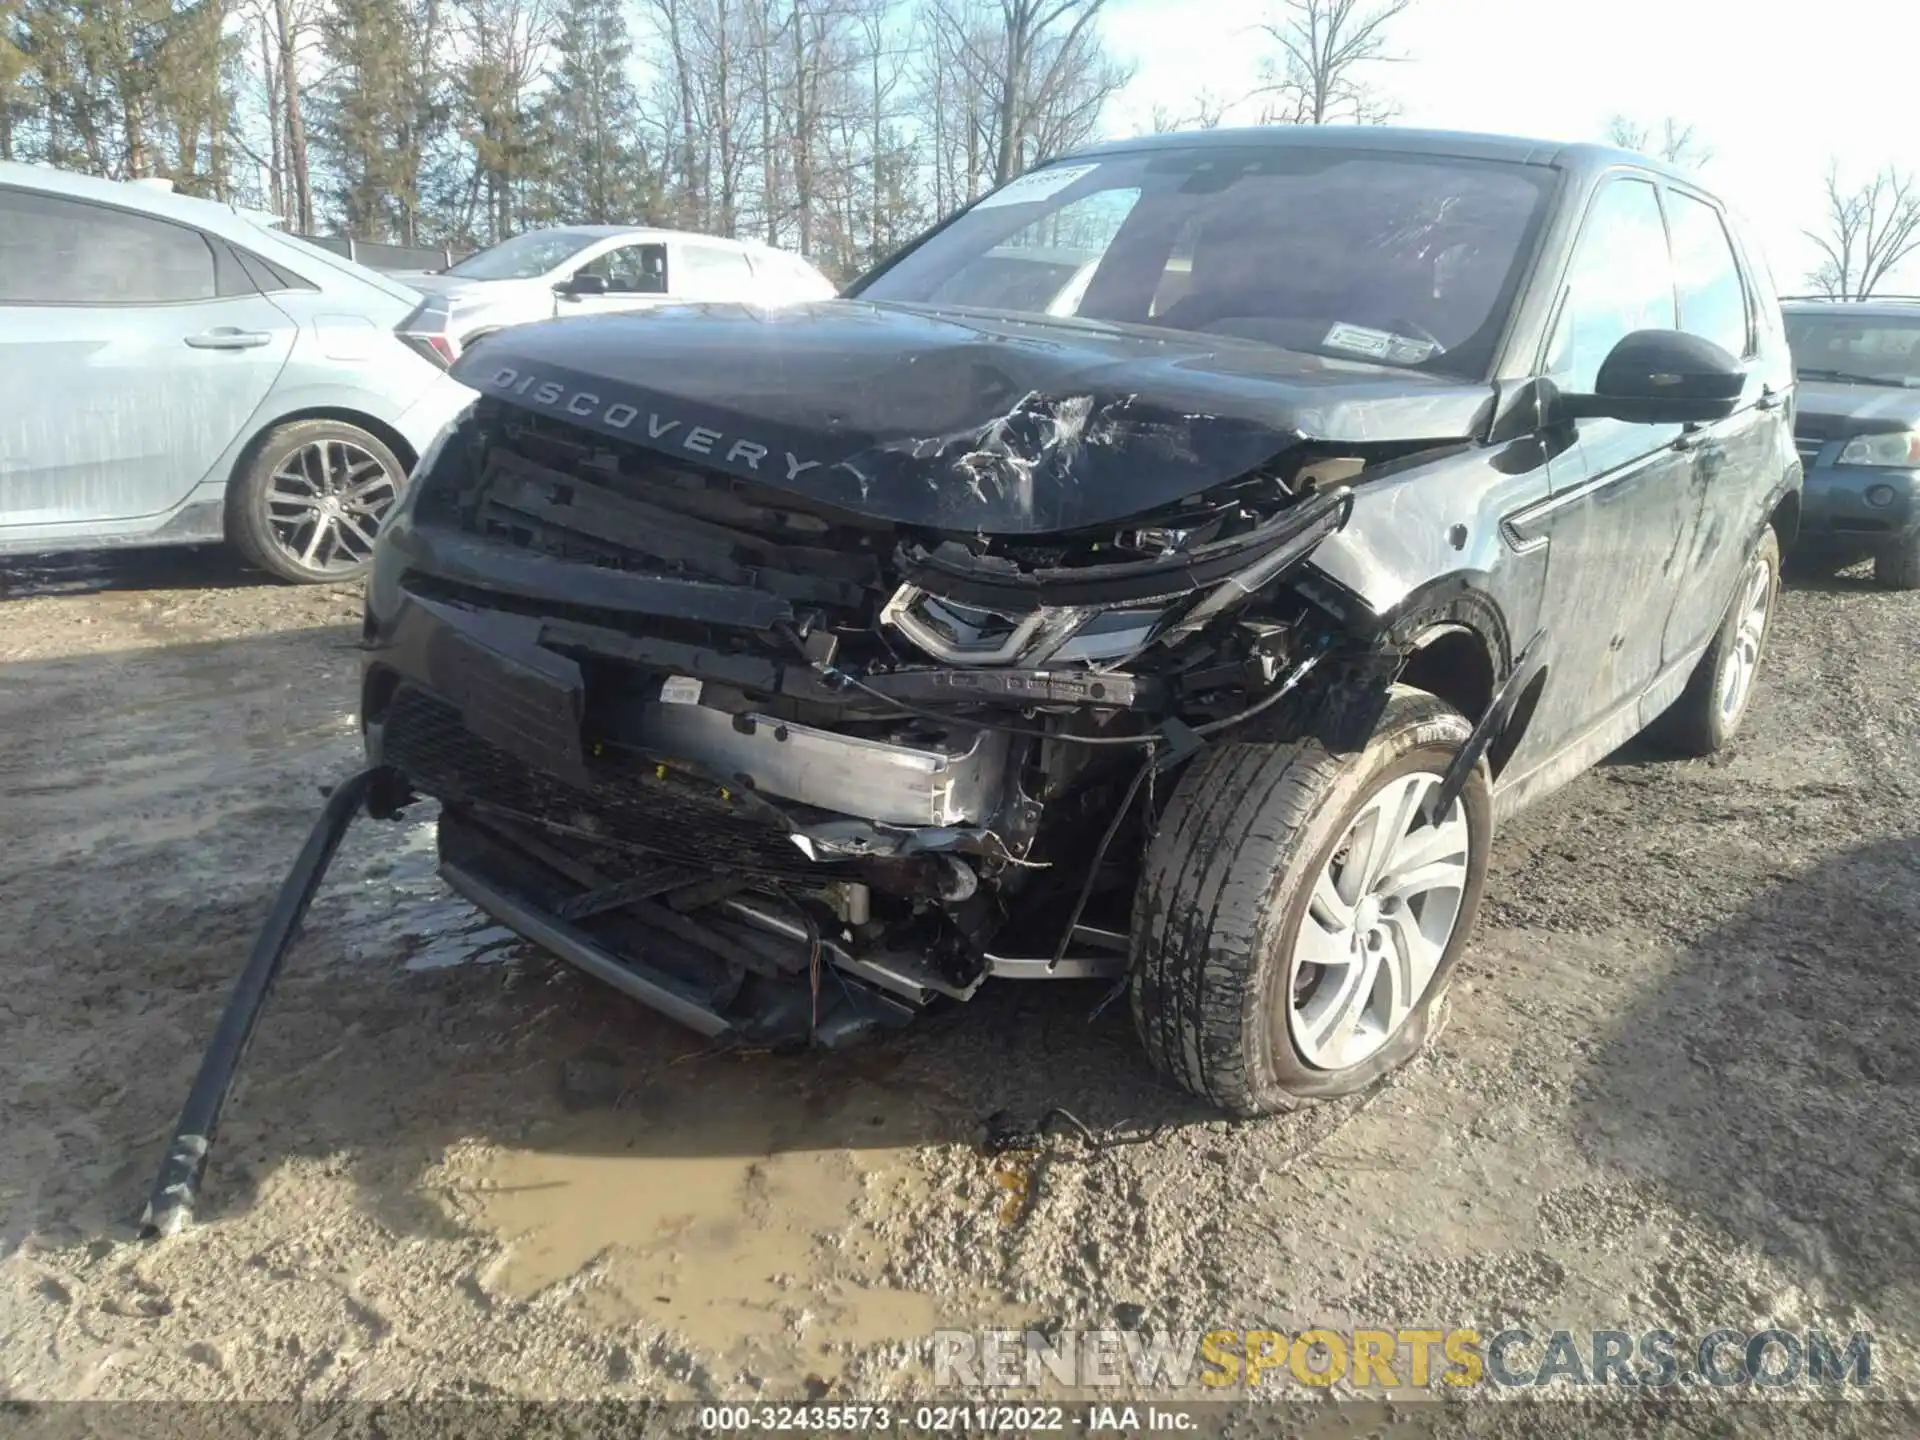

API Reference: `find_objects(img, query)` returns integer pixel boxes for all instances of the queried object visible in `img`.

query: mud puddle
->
[439,1056,998,1385]
[325,808,529,972]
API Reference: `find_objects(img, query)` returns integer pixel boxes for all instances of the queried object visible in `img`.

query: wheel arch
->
[1769,488,1802,551]
[1373,574,1544,780]
[221,408,420,539]
[1398,623,1496,736]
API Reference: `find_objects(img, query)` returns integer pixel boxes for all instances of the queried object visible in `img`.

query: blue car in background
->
[1782,297,1920,588]
[0,163,473,583]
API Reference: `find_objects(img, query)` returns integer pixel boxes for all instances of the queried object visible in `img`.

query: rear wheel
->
[1130,687,1492,1117]
[1651,527,1779,756]
[227,419,405,584]
[1874,532,1920,590]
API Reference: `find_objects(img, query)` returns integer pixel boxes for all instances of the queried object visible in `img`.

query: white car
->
[392,226,839,360]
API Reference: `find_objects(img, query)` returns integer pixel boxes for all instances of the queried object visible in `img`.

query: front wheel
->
[1130,687,1493,1117]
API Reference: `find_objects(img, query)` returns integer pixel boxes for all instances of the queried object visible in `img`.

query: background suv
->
[1781,297,1920,587]
[0,164,472,583]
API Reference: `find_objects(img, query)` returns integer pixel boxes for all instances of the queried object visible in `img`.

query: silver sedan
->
[0,164,474,583]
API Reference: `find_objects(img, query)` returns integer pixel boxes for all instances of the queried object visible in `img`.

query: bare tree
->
[1255,0,1407,126]
[918,0,1125,197]
[1805,161,1920,300]
[642,0,705,226]
[242,0,316,227]
[858,0,914,267]
[915,0,995,207]
[1603,114,1711,169]
[744,0,781,242]
[274,0,315,228]
[933,0,1114,186]
[685,0,747,235]
[1149,87,1226,133]
[17,0,1117,260]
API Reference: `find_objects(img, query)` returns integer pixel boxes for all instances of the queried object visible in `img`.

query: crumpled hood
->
[1794,379,1920,442]
[450,299,1494,534]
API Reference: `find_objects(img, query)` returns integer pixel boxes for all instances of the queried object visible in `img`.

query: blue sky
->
[1099,0,1920,291]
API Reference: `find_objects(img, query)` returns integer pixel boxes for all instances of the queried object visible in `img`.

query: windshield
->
[852,146,1554,379]
[445,229,601,281]
[1785,311,1920,387]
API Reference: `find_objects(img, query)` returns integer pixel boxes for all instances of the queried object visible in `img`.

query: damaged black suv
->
[359,128,1799,1116]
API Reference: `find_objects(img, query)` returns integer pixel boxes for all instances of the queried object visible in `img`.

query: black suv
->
[358,128,1799,1116]
[1780,297,1920,587]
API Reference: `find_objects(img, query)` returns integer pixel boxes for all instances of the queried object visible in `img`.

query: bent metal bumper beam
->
[140,769,381,1238]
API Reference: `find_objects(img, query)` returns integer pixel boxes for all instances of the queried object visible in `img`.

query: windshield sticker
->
[1324,321,1439,365]
[971,163,1102,211]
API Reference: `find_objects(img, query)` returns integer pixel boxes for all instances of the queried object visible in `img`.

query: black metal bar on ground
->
[139,769,382,1239]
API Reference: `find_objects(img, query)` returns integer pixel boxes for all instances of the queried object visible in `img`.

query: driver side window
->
[1545,178,1676,393]
[577,243,667,294]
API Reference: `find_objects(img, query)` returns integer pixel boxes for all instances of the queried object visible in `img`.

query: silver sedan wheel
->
[1287,770,1472,1071]
[266,439,399,574]
[1717,553,1773,723]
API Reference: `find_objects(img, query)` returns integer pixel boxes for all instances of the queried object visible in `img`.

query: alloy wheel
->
[1717,553,1773,723]
[1287,770,1471,1071]
[265,439,399,575]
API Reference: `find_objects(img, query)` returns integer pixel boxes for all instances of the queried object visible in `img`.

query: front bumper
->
[1796,457,1920,545]
[358,564,1115,1044]
[359,574,1015,874]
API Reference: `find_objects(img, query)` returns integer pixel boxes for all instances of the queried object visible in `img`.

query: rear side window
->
[1667,191,1751,358]
[1727,211,1786,354]
[680,244,754,286]
[0,187,222,305]
[235,246,318,294]
[1545,177,1676,393]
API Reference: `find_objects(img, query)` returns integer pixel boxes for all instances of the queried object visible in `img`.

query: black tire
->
[1129,686,1493,1118]
[1651,527,1780,757]
[1874,532,1920,590]
[227,418,406,584]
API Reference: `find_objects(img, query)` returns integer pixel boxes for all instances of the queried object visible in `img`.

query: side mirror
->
[1558,329,1745,425]
[558,273,609,298]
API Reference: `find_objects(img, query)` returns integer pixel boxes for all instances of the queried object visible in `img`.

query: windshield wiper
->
[1795,366,1917,387]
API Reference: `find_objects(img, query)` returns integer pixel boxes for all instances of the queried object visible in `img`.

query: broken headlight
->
[879,585,1163,668]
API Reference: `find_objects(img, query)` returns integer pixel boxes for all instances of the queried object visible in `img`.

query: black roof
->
[1061,125,1698,185]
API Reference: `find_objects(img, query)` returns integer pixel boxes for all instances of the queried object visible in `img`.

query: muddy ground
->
[0,545,1916,1433]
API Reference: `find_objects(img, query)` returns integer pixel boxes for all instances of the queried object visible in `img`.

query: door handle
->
[185,328,273,350]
